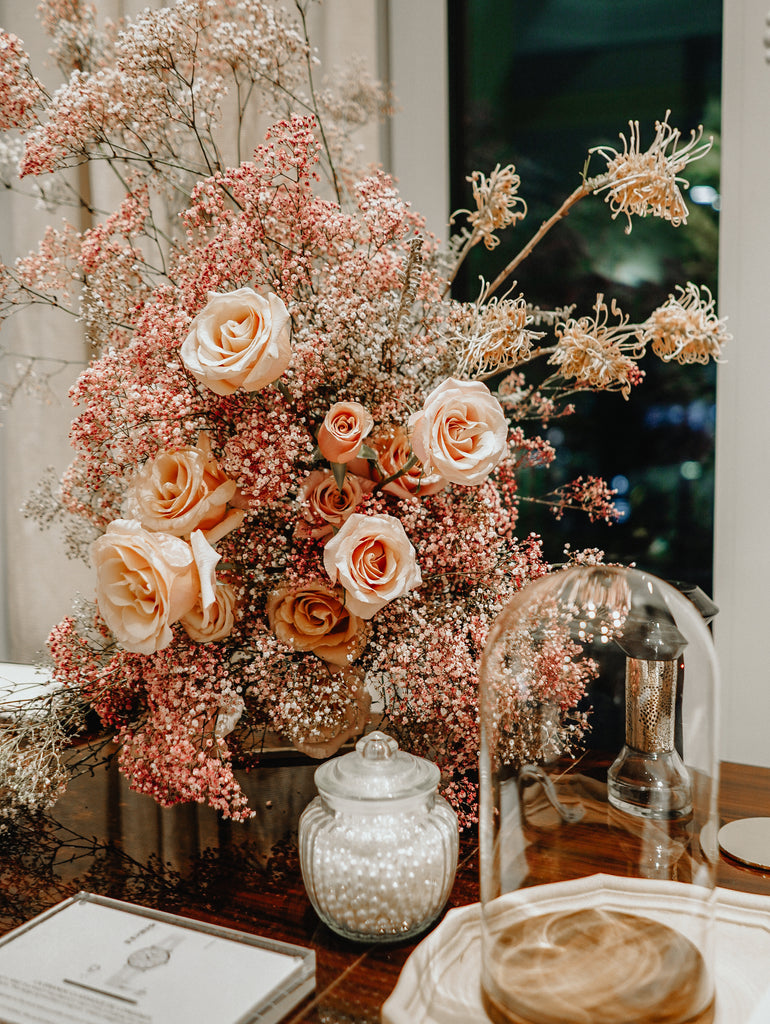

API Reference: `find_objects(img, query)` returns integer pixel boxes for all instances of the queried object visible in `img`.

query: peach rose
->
[316,401,374,464]
[266,581,367,666]
[408,377,508,485]
[128,433,245,545]
[296,469,372,540]
[181,581,237,644]
[368,427,448,499]
[92,520,204,654]
[323,513,421,619]
[287,667,372,759]
[180,287,291,396]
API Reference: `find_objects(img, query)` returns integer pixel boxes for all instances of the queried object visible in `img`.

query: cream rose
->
[93,520,200,654]
[266,581,367,666]
[323,513,421,619]
[316,401,374,464]
[408,377,508,485]
[180,287,291,396]
[128,433,244,544]
[296,469,372,540]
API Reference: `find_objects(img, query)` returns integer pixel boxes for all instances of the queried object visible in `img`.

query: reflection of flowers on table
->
[0,1,729,825]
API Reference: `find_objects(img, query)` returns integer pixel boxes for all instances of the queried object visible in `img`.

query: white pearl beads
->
[299,795,458,942]
[298,732,459,943]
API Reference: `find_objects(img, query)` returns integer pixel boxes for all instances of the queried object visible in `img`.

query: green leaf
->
[358,444,379,462]
[331,461,347,491]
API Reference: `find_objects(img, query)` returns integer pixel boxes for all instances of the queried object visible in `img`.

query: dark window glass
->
[448,0,722,595]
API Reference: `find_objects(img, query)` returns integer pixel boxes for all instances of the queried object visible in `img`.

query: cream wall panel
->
[713,0,770,765]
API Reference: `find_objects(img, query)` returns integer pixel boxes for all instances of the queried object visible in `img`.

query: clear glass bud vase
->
[479,565,719,1024]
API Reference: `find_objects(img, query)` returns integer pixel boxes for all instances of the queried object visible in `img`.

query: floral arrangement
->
[0,0,729,824]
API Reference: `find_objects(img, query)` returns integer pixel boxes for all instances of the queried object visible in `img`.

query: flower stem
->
[482,180,595,302]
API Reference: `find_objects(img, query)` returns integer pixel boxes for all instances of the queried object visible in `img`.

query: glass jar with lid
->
[478,565,719,1024]
[298,731,459,943]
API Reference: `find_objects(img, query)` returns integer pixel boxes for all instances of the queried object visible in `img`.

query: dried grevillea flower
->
[457,292,545,378]
[550,295,645,399]
[591,112,712,232]
[461,163,527,250]
[641,283,731,365]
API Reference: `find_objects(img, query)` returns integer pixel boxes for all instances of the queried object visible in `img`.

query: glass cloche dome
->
[478,565,719,1024]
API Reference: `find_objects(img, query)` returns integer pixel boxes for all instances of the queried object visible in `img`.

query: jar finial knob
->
[356,731,398,761]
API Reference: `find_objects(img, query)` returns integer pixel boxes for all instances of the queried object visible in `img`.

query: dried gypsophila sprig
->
[549,294,646,399]
[315,56,396,181]
[0,684,92,817]
[640,283,731,365]
[590,111,713,234]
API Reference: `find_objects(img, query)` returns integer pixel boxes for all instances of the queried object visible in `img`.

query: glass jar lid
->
[314,731,440,803]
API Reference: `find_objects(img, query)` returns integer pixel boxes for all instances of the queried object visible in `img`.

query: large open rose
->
[128,433,244,544]
[266,581,367,666]
[93,522,222,654]
[316,401,374,463]
[93,520,198,653]
[323,513,421,619]
[408,377,508,485]
[180,287,291,396]
[296,469,372,540]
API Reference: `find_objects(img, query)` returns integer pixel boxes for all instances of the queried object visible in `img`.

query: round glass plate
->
[382,883,770,1024]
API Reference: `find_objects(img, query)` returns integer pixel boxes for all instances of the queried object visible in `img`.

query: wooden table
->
[0,758,767,1023]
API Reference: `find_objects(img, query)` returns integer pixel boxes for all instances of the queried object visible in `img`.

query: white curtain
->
[0,1,91,664]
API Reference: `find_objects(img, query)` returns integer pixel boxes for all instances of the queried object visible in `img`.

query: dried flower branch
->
[480,113,712,300]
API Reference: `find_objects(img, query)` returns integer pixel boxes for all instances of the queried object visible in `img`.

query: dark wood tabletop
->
[0,757,768,1023]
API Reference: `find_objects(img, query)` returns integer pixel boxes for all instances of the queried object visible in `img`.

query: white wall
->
[385,0,450,239]
[713,0,770,766]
